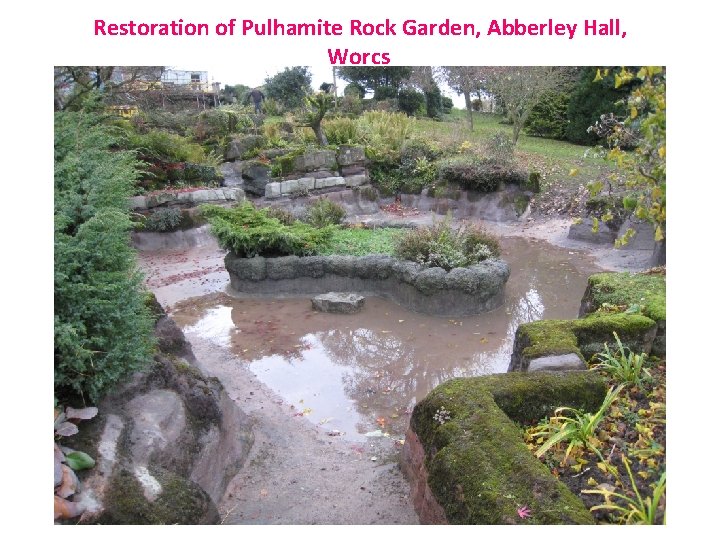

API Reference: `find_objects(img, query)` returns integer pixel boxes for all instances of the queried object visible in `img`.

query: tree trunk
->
[464,90,473,131]
[312,123,328,146]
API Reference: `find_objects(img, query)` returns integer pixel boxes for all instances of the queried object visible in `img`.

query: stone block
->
[527,353,587,373]
[344,173,368,187]
[265,182,282,198]
[129,196,147,210]
[293,150,337,172]
[280,180,299,194]
[309,170,335,180]
[337,145,366,166]
[297,177,316,191]
[311,292,365,314]
[341,165,366,176]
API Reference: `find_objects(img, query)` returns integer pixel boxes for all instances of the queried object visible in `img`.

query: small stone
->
[527,353,587,372]
[311,292,365,314]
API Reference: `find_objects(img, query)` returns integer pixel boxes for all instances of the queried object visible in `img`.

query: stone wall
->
[130,187,245,210]
[265,146,369,198]
[401,372,604,524]
[224,254,510,317]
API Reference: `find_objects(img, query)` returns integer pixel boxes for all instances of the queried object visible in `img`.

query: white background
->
[2,0,717,537]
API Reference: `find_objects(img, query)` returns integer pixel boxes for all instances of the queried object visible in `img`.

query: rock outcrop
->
[66,297,254,525]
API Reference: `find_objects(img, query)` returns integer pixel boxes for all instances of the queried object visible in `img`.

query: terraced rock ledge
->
[224,254,511,317]
[401,372,605,524]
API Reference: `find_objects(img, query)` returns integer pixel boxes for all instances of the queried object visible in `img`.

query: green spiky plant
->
[591,332,652,387]
[533,384,625,463]
[583,454,666,524]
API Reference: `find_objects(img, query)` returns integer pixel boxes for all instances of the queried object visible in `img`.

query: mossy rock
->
[579,271,665,355]
[510,313,657,370]
[95,467,219,524]
[410,372,604,524]
[580,272,665,323]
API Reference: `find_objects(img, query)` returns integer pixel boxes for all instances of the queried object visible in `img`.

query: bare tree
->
[482,66,571,144]
[441,67,488,131]
[54,66,164,110]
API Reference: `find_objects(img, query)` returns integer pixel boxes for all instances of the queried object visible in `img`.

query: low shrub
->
[437,156,527,192]
[394,219,501,270]
[483,132,515,163]
[55,107,155,403]
[201,202,332,257]
[125,128,211,164]
[357,111,414,165]
[304,198,347,227]
[265,206,297,225]
[324,117,359,145]
[144,208,183,232]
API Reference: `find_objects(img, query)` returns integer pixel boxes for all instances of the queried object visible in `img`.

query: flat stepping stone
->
[311,292,365,314]
[527,353,587,372]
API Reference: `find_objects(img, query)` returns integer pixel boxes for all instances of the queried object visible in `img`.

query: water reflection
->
[174,237,598,441]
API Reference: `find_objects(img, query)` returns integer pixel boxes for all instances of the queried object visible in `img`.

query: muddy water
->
[168,236,599,443]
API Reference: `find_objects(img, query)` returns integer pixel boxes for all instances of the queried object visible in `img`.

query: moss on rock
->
[97,467,219,524]
[510,313,657,370]
[410,372,604,524]
[581,272,666,323]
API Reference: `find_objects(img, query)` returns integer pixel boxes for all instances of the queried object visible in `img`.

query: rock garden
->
[54,66,666,525]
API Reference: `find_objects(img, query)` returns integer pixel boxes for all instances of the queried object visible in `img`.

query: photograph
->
[53,64,666,525]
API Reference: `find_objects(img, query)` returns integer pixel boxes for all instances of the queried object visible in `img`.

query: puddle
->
[170,236,599,442]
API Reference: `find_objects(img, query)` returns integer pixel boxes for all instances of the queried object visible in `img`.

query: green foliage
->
[436,156,526,192]
[323,117,359,145]
[374,86,399,100]
[441,96,454,113]
[424,84,443,119]
[532,385,625,463]
[124,128,218,166]
[201,202,332,257]
[303,198,347,227]
[525,90,571,139]
[343,81,366,99]
[336,66,412,93]
[357,111,414,165]
[261,97,283,116]
[591,332,652,388]
[264,206,297,225]
[483,132,515,163]
[398,87,425,116]
[144,208,183,232]
[264,66,312,110]
[301,93,333,145]
[194,107,248,145]
[319,227,403,256]
[590,67,666,248]
[394,218,500,270]
[583,455,665,524]
[566,67,638,145]
[55,108,155,403]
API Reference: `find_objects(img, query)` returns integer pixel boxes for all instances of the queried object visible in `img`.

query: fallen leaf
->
[54,496,83,520]
[65,407,98,421]
[55,422,79,437]
[56,465,78,498]
[517,505,532,519]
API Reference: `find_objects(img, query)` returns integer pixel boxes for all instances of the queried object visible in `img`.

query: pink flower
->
[517,506,531,519]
